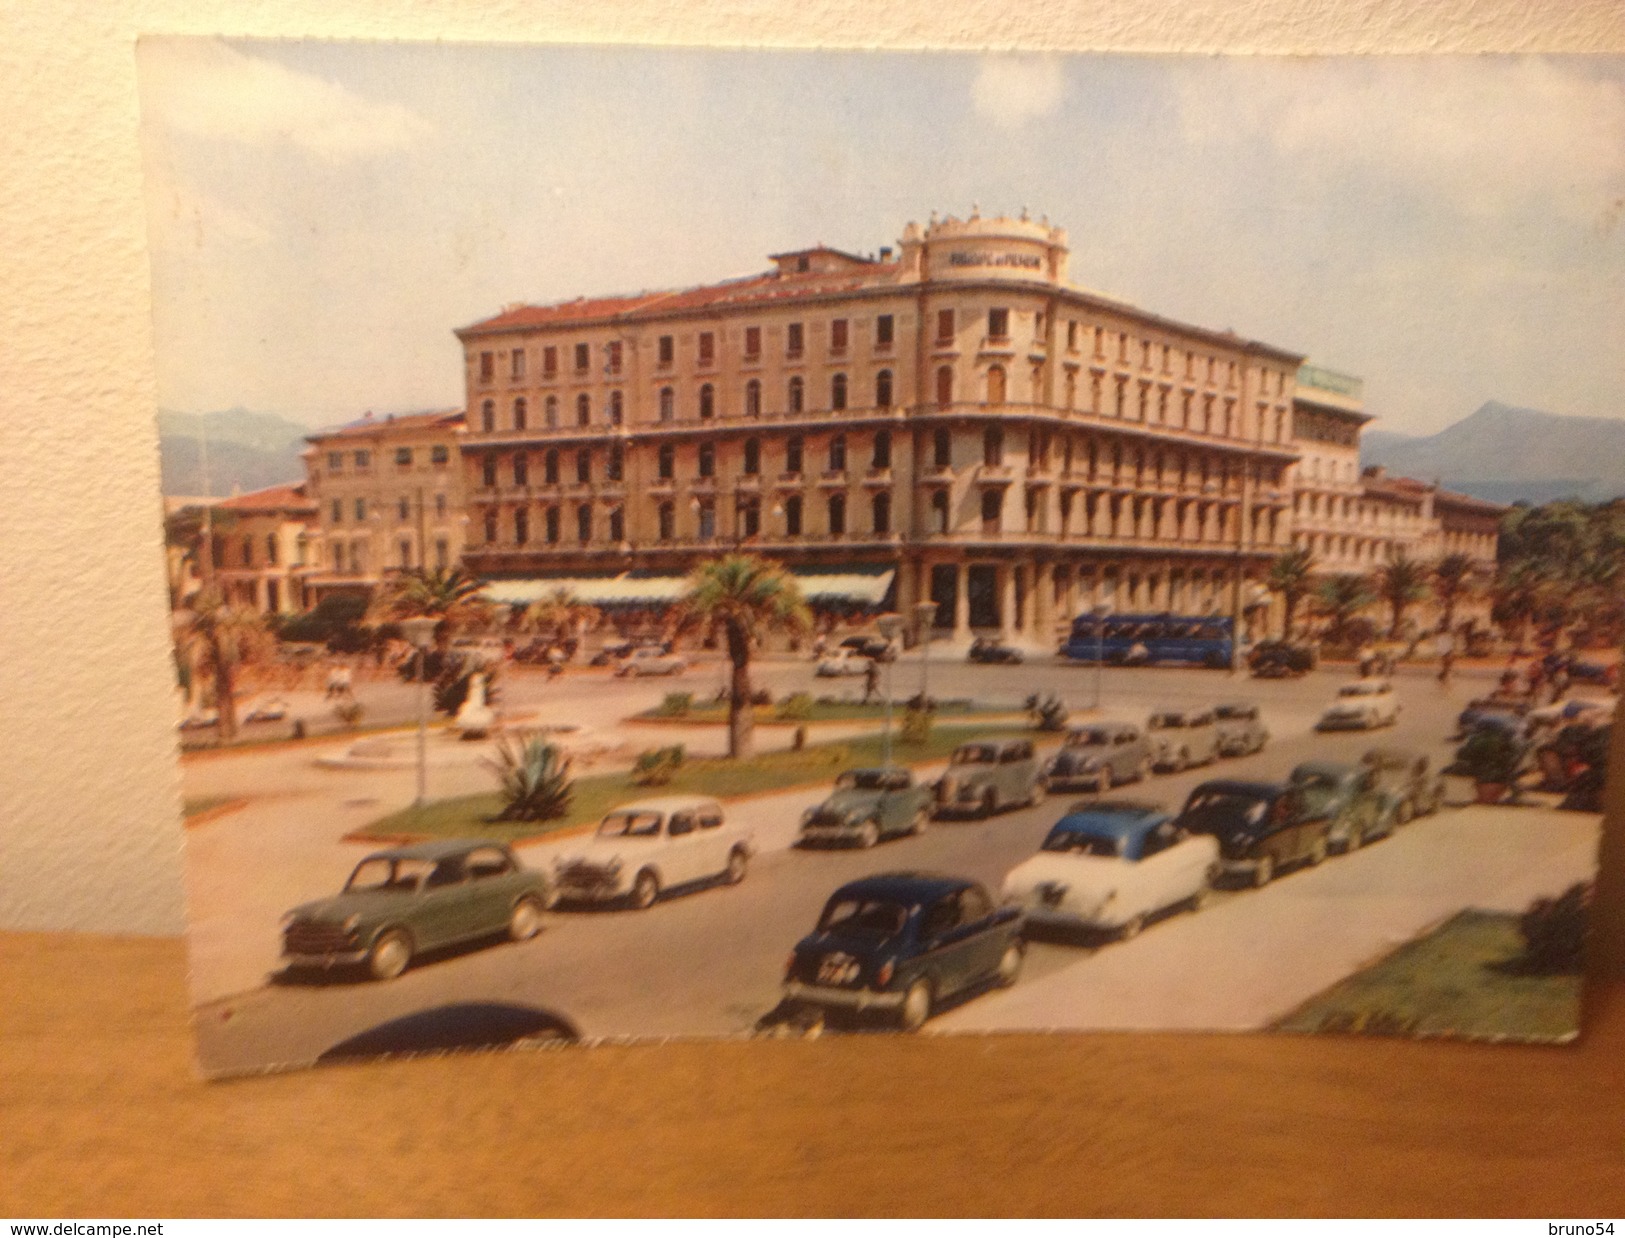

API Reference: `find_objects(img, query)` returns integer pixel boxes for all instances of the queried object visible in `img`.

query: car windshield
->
[952,745,998,765]
[1339,684,1380,697]
[1041,828,1125,857]
[345,856,436,894]
[1066,728,1110,748]
[1214,705,1252,720]
[836,770,888,791]
[1182,792,1270,830]
[597,810,664,838]
[818,897,908,938]
[1148,714,1186,729]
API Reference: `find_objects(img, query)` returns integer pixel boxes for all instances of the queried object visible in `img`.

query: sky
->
[137,42,1625,437]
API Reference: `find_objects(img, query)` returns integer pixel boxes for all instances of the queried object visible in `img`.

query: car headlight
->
[876,958,895,987]
[604,857,622,877]
[342,914,361,933]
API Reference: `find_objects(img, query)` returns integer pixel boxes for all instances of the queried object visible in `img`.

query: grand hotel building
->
[452,212,1488,642]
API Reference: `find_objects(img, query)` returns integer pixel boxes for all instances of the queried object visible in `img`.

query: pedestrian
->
[1435,630,1455,686]
[863,659,880,704]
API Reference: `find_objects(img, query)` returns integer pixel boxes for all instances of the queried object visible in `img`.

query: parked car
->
[840,634,896,663]
[614,646,688,677]
[1566,657,1619,687]
[799,767,932,848]
[450,636,508,667]
[1174,780,1333,887]
[968,637,1024,665]
[1455,695,1531,739]
[932,738,1046,818]
[242,696,289,724]
[552,796,751,909]
[815,648,871,678]
[1000,801,1219,939]
[782,873,1025,1031]
[1044,723,1152,792]
[1213,701,1269,757]
[1286,760,1392,851]
[1360,747,1447,824]
[1146,707,1220,771]
[281,840,553,981]
[1248,640,1313,678]
[1316,680,1400,731]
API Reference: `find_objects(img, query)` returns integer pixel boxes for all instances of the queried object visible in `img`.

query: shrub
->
[900,706,933,747]
[657,691,693,717]
[775,692,814,721]
[487,733,574,822]
[1454,725,1522,785]
[632,744,686,786]
[1519,882,1591,973]
[1025,692,1069,732]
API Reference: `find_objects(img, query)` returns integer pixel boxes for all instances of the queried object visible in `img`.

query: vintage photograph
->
[138,43,1619,1076]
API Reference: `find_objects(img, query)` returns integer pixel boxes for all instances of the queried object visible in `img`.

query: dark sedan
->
[968,638,1025,664]
[782,873,1025,1031]
[1174,781,1332,888]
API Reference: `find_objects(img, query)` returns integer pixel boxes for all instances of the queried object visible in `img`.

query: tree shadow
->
[318,1002,580,1061]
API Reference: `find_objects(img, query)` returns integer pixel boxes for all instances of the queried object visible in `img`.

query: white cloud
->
[139,38,434,161]
[972,56,1066,129]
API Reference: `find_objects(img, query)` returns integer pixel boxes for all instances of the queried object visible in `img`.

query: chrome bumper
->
[783,981,906,1011]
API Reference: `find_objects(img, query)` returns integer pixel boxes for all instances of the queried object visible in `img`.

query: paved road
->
[188,664,1602,1076]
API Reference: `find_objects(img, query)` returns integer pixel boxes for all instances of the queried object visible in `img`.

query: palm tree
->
[366,566,493,649]
[1266,546,1316,640]
[162,502,237,609]
[1491,560,1552,652]
[523,587,600,657]
[681,554,811,759]
[1374,552,1430,638]
[1312,573,1376,646]
[173,585,272,742]
[1430,553,1477,635]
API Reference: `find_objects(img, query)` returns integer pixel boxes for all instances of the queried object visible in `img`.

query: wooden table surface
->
[3,931,1624,1218]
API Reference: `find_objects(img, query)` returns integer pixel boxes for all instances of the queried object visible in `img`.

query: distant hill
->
[1360,401,1625,504]
[158,408,310,497]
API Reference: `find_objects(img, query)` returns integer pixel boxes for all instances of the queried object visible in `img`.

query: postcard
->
[138,42,1618,1076]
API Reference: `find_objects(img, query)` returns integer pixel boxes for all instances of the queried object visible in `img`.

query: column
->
[1035,560,1056,643]
[953,561,971,641]
[999,563,1016,638]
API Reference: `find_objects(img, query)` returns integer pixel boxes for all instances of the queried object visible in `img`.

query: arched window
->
[481,400,495,433]
[544,449,559,484]
[265,533,278,565]
[482,455,497,488]
[513,453,529,486]
[828,434,847,472]
[658,387,675,422]
[743,438,761,475]
[875,369,893,408]
[931,490,950,534]
[513,398,527,431]
[483,511,498,543]
[936,365,954,407]
[981,489,1002,532]
[828,493,847,536]
[983,427,1003,467]
[831,373,848,411]
[745,380,762,418]
[576,505,592,543]
[545,396,559,428]
[699,384,715,420]
[933,427,951,469]
[986,365,1007,405]
[698,442,715,477]
[784,495,803,536]
[872,429,891,470]
[608,391,623,426]
[576,448,591,483]
[786,435,804,474]
[576,394,591,427]
[658,502,675,541]
[788,376,804,414]
[657,443,674,479]
[872,491,891,535]
[608,507,624,543]
[545,507,560,544]
[514,508,529,545]
[607,444,623,481]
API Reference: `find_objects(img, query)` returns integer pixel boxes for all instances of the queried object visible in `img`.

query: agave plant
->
[487,733,574,822]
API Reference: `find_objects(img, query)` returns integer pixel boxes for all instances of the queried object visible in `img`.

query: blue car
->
[782,872,1026,1031]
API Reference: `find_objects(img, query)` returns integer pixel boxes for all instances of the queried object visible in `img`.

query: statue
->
[453,671,496,740]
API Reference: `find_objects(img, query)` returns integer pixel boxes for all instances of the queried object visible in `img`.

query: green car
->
[281,840,554,981]
[799,767,932,848]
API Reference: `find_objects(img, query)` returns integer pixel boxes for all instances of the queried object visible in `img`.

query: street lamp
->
[1091,595,1114,711]
[400,615,438,808]
[912,600,937,704]
[876,612,904,767]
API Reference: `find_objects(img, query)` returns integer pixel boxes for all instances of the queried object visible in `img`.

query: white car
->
[1001,801,1219,940]
[615,647,688,677]
[1317,680,1401,730]
[551,796,752,909]
[815,648,871,677]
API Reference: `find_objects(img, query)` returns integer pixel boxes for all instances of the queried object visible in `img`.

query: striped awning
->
[482,566,895,608]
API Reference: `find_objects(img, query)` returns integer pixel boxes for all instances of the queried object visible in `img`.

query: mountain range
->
[158,408,312,497]
[1360,401,1625,505]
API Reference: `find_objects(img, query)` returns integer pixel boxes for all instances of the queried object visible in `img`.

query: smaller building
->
[168,483,320,615]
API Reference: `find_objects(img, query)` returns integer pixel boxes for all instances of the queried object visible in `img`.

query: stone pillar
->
[953,561,971,640]
[999,563,1017,637]
[1035,560,1055,643]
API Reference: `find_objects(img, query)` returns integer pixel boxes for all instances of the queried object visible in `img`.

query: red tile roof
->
[214,483,316,514]
[307,409,465,442]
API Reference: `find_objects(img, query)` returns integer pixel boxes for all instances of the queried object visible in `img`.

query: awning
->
[481,566,895,609]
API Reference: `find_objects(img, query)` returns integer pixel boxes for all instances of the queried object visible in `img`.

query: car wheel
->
[508,896,544,942]
[1347,821,1365,851]
[368,929,413,982]
[1252,854,1275,888]
[856,822,880,849]
[910,806,928,836]
[725,847,749,884]
[1307,834,1329,867]
[1117,913,1145,942]
[630,868,661,910]
[995,941,1024,987]
[982,789,998,819]
[899,978,934,1032]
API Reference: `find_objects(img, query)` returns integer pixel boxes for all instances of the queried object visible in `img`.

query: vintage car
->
[799,767,932,848]
[1248,640,1313,679]
[1316,680,1400,731]
[1213,701,1269,757]
[614,646,688,677]
[1174,780,1333,887]
[815,648,871,677]
[242,696,289,724]
[552,796,752,909]
[281,840,553,982]
[1145,707,1220,771]
[1455,694,1532,738]
[1286,760,1392,851]
[932,737,1046,818]
[967,637,1025,665]
[1566,656,1619,688]
[1044,723,1152,792]
[839,634,897,663]
[1000,801,1219,940]
[782,873,1025,1031]
[1360,747,1448,824]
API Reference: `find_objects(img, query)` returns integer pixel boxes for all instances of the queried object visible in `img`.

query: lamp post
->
[400,616,438,808]
[912,600,937,704]
[1092,596,1113,711]
[876,612,904,767]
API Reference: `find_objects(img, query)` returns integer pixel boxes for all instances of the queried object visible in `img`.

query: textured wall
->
[2,0,1623,938]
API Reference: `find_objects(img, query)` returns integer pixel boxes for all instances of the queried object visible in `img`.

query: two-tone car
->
[1287,761,1391,851]
[1146,707,1220,771]
[615,647,689,677]
[1000,801,1219,940]
[815,648,871,678]
[281,840,553,981]
[932,738,1046,818]
[1174,780,1333,888]
[1043,723,1152,793]
[798,767,932,848]
[782,873,1025,1031]
[1360,747,1447,824]
[1317,680,1400,730]
[552,796,752,909]
[1213,701,1269,757]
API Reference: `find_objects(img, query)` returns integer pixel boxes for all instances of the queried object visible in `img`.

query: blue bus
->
[1059,612,1234,669]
